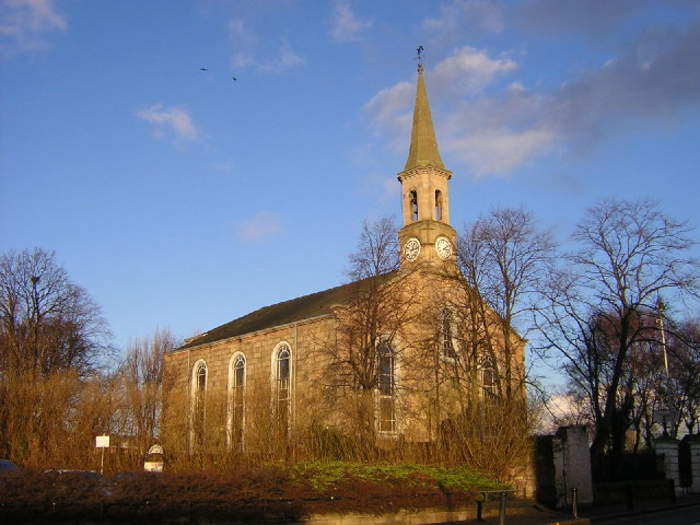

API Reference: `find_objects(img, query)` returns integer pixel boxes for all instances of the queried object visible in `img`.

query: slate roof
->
[177,271,397,351]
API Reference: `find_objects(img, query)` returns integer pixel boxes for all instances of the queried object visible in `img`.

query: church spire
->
[404,63,445,171]
[397,51,455,267]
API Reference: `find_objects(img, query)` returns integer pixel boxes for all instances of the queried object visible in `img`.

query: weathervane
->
[416,45,424,72]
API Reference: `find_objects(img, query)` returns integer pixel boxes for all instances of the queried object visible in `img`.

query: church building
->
[163,63,524,458]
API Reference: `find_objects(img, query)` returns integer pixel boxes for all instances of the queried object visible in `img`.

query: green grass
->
[291,461,506,493]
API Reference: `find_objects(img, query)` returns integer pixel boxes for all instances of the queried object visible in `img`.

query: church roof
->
[403,66,445,171]
[177,272,397,351]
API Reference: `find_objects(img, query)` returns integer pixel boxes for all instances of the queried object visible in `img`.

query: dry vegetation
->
[0,463,503,521]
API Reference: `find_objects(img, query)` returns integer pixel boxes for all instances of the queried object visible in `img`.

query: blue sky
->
[2,1,699,376]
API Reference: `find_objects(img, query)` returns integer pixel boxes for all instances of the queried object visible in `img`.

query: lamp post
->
[656,297,670,435]
[656,297,669,376]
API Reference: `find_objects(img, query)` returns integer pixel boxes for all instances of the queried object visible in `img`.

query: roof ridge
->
[178,270,398,350]
[239,269,397,317]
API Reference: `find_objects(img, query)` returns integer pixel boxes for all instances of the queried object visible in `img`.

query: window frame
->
[270,341,293,429]
[440,308,458,361]
[227,352,247,450]
[190,359,208,450]
[376,339,397,434]
[481,355,497,400]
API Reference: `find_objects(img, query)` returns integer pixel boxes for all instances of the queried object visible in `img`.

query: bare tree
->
[316,218,423,447]
[348,217,400,280]
[457,208,555,399]
[663,319,700,435]
[535,198,699,474]
[116,328,177,451]
[0,248,111,375]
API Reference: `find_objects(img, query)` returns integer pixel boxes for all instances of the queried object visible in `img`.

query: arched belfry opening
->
[409,190,419,222]
[434,190,443,221]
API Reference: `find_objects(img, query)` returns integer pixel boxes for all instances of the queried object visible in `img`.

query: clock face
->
[435,237,453,260]
[404,238,421,261]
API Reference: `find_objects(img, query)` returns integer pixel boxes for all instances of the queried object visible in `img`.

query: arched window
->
[434,190,443,221]
[482,356,497,400]
[191,360,207,449]
[227,353,246,449]
[409,190,419,222]
[272,342,292,430]
[441,309,456,359]
[377,340,396,432]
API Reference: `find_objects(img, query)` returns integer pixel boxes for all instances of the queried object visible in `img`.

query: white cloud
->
[228,18,256,46]
[211,161,234,175]
[424,0,642,44]
[136,104,201,142]
[232,51,255,69]
[364,81,413,130]
[438,87,557,174]
[535,393,592,434]
[365,46,515,131]
[424,0,503,43]
[237,211,281,242]
[366,16,700,177]
[445,128,554,175]
[257,41,304,73]
[431,46,517,97]
[0,0,67,57]
[229,17,304,74]
[329,2,372,43]
[364,46,521,165]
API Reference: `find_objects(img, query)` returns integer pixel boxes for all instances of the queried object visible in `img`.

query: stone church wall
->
[163,267,527,461]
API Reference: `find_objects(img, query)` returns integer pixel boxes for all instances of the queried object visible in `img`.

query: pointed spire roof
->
[404,65,445,171]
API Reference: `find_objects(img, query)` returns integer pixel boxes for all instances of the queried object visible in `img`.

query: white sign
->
[95,435,110,448]
[144,461,163,472]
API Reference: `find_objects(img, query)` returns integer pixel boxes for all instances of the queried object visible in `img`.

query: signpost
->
[95,435,109,475]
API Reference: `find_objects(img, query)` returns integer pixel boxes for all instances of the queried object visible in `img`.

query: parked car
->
[42,469,101,481]
[0,459,20,474]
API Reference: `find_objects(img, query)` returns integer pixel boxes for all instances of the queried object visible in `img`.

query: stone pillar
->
[656,435,681,495]
[687,435,700,494]
[553,426,594,508]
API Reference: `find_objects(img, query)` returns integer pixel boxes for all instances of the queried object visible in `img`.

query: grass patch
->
[291,461,506,493]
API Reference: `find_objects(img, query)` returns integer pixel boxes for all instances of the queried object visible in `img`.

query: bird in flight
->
[198,67,238,83]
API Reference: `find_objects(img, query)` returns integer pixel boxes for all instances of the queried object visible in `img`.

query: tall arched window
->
[482,356,497,400]
[272,342,292,430]
[409,190,419,222]
[191,360,207,449]
[227,353,246,449]
[377,340,396,432]
[441,309,456,359]
[434,190,443,221]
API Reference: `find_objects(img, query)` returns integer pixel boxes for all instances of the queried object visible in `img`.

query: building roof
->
[403,66,446,171]
[177,272,396,351]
